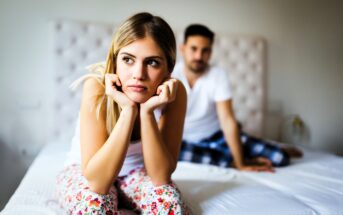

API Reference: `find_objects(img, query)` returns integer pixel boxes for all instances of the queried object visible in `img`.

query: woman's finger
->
[107,74,121,87]
[159,84,170,102]
[164,79,177,100]
[105,74,122,95]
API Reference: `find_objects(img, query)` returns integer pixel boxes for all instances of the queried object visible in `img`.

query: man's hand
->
[235,157,275,173]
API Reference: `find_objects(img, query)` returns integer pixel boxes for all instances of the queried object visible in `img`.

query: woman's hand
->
[105,74,136,110]
[140,78,178,114]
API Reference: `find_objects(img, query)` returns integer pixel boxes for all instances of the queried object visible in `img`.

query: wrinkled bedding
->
[2,142,343,215]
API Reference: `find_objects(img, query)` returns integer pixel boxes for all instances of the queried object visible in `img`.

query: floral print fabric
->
[56,164,191,215]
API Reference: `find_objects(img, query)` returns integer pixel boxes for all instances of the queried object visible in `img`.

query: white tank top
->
[65,108,163,176]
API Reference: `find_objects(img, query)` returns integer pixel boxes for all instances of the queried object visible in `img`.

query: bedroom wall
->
[0,0,342,209]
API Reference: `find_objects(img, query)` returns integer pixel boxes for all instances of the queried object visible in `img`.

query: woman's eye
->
[122,57,134,65]
[147,59,159,67]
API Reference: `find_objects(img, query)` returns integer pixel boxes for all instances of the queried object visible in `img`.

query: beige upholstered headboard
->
[52,20,266,144]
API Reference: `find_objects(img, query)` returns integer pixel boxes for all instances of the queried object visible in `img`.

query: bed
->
[2,20,343,215]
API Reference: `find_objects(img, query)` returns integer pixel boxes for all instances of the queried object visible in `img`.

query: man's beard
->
[187,60,208,74]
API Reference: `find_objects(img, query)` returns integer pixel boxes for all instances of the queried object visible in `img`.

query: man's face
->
[181,35,212,74]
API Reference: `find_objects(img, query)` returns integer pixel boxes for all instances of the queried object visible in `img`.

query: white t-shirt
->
[172,62,232,142]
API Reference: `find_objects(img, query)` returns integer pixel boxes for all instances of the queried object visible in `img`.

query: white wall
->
[1,0,342,209]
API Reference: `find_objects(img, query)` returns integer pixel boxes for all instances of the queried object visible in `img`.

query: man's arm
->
[216,99,274,172]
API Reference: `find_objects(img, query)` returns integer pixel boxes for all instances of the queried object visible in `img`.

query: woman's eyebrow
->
[119,52,163,60]
[145,56,164,60]
[119,52,136,58]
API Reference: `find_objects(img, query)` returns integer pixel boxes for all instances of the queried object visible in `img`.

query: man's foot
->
[281,146,303,158]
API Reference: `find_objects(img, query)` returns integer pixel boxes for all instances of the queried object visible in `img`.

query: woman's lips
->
[127,85,147,92]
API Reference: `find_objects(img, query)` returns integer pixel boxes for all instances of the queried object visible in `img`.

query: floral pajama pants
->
[56,164,191,215]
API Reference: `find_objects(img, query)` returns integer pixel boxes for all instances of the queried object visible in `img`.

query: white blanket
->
[2,142,343,215]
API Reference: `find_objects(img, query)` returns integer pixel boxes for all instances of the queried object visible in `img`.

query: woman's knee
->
[73,188,118,215]
[56,165,120,214]
[141,183,188,214]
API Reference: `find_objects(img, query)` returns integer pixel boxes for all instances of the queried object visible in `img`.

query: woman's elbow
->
[88,180,111,195]
[83,169,111,195]
[151,176,172,187]
[151,167,174,186]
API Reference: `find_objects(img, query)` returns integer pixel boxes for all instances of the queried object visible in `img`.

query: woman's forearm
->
[83,107,137,194]
[140,111,174,185]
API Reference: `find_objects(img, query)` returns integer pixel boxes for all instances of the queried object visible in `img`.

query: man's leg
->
[179,131,233,167]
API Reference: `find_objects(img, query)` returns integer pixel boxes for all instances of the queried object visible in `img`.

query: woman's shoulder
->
[86,61,106,74]
[81,77,105,112]
[83,77,103,92]
[70,61,105,91]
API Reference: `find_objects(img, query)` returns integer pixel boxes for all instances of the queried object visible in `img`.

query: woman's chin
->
[127,94,150,104]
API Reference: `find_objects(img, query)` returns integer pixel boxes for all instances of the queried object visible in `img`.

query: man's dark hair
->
[184,24,215,44]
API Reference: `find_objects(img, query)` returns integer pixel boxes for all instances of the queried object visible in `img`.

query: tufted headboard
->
[52,20,266,144]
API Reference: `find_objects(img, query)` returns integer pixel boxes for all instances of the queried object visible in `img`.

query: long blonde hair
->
[71,12,176,134]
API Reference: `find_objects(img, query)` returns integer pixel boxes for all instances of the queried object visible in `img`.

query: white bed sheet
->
[2,142,343,215]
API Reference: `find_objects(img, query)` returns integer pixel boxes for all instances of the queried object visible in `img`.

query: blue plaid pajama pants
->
[178,130,290,167]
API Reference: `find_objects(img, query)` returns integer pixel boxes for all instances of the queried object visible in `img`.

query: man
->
[172,24,302,172]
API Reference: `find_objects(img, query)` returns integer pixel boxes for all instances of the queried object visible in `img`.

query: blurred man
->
[173,24,302,172]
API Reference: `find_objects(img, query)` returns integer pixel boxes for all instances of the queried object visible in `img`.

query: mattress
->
[2,142,343,215]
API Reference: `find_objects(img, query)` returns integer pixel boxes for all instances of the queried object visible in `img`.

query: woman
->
[56,12,189,215]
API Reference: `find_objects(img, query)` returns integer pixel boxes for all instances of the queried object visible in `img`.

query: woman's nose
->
[132,63,146,80]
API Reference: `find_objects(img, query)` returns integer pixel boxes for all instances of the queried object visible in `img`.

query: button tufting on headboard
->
[52,20,266,143]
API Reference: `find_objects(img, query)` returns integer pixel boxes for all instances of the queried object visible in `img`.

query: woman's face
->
[116,36,169,103]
